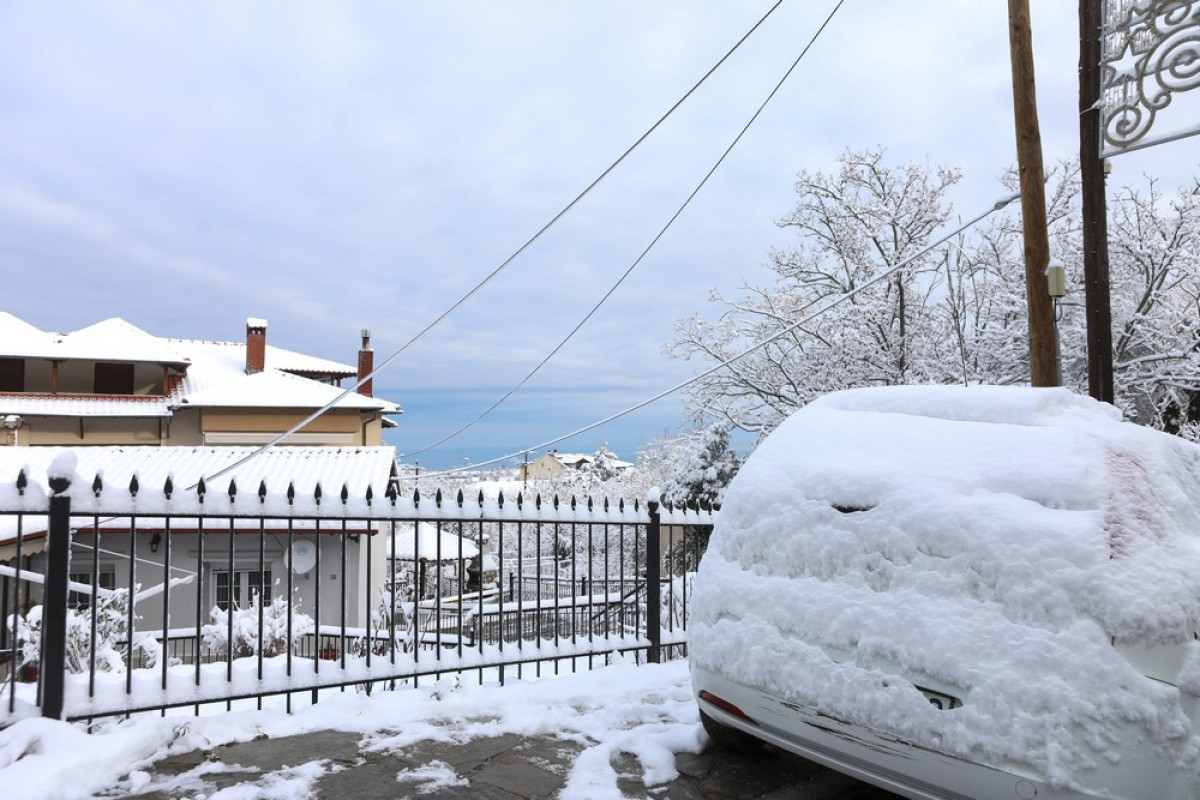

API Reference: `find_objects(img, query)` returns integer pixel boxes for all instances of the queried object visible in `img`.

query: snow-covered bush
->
[7,589,135,674]
[201,593,314,658]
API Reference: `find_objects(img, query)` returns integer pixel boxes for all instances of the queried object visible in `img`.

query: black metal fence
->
[0,470,716,724]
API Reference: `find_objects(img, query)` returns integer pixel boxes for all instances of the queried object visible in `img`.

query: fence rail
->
[1,470,715,724]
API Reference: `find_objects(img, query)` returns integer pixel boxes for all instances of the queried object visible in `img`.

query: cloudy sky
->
[0,2,1194,469]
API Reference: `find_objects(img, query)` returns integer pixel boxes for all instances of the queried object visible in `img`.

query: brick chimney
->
[357,329,373,397]
[246,318,267,374]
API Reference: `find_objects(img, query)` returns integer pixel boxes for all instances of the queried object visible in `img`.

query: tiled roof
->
[0,393,172,418]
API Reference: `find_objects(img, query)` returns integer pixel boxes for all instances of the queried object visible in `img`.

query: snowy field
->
[0,657,704,800]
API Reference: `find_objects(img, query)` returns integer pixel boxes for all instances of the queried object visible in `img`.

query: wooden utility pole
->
[1008,0,1059,387]
[1079,0,1115,402]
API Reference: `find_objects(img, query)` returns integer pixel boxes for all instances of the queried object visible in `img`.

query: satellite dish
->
[290,538,317,574]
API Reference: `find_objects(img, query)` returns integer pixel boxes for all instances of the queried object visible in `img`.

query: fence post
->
[41,481,72,719]
[645,498,661,664]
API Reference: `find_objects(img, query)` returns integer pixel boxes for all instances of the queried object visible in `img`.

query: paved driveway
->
[128,728,901,799]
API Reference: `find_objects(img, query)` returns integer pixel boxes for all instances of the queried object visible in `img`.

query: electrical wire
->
[402,0,846,460]
[194,1,786,489]
[420,190,1021,477]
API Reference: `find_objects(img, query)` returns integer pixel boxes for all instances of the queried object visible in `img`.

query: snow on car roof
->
[691,385,1200,786]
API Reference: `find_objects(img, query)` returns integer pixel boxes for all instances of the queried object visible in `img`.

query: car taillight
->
[699,690,758,724]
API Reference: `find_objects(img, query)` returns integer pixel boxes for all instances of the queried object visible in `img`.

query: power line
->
[403,0,846,460]
[194,1,786,489]
[421,190,1020,477]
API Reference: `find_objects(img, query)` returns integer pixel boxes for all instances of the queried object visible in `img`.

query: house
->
[518,449,633,482]
[0,445,398,632]
[0,313,403,633]
[0,312,399,447]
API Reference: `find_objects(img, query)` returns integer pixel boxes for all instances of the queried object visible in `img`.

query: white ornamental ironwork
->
[1101,0,1200,150]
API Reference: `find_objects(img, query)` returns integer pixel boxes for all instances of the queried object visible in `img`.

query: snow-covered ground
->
[0,657,704,800]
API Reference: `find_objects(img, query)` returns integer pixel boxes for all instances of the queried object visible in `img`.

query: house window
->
[68,569,116,609]
[94,362,135,394]
[214,569,273,610]
[0,358,23,392]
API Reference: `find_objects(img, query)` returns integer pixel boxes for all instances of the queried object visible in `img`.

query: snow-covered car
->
[690,386,1200,800]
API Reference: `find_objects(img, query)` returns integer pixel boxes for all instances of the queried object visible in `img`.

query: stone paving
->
[122,728,901,799]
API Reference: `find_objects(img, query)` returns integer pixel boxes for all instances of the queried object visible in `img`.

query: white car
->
[690,386,1200,800]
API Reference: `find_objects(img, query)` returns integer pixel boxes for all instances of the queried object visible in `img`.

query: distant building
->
[518,449,632,482]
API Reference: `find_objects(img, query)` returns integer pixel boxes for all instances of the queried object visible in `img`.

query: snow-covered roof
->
[0,314,189,365]
[0,394,172,418]
[167,337,397,413]
[385,521,479,561]
[0,312,57,359]
[0,313,400,415]
[177,367,398,413]
[0,445,397,508]
[168,337,358,378]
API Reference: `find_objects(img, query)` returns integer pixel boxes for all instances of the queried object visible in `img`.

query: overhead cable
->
[195,1,785,488]
[402,0,846,459]
[421,190,1021,477]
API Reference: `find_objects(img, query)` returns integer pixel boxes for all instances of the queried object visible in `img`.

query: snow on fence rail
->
[0,461,716,725]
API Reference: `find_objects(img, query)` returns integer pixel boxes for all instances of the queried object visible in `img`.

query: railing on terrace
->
[0,466,716,725]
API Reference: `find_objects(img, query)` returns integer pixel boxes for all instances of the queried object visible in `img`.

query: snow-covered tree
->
[1094,177,1200,429]
[669,147,960,434]
[582,445,621,482]
[661,424,741,510]
[661,424,740,576]
[669,146,1200,440]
